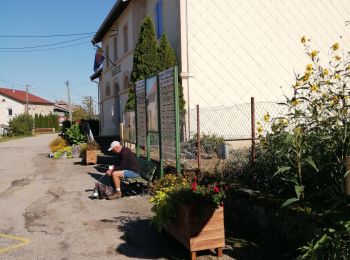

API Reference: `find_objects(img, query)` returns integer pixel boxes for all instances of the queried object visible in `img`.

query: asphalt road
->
[0,134,236,260]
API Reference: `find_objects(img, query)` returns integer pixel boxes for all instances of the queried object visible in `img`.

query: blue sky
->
[0,0,116,106]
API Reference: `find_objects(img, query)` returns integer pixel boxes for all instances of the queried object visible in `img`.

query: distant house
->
[0,87,54,126]
[91,0,350,137]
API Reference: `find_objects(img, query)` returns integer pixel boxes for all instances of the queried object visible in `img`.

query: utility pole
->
[25,84,30,113]
[66,81,72,122]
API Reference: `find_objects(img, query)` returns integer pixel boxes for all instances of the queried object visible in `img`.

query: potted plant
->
[150,174,228,259]
[85,140,100,165]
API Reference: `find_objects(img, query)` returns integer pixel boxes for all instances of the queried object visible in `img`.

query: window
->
[113,78,119,94]
[123,75,129,90]
[105,82,111,96]
[106,46,110,67]
[8,108,12,116]
[113,37,118,61]
[155,0,163,39]
[123,25,128,53]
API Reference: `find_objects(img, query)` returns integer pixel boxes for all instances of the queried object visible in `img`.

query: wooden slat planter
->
[86,150,97,165]
[164,204,225,260]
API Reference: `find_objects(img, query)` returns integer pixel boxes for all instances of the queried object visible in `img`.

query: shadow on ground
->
[111,216,188,259]
[109,216,259,259]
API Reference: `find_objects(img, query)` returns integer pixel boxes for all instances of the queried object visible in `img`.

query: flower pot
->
[164,204,225,260]
[86,150,97,165]
[71,145,80,158]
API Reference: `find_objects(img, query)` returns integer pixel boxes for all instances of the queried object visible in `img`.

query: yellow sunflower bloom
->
[310,84,319,92]
[263,113,270,122]
[306,64,313,71]
[323,68,329,75]
[332,42,339,51]
[291,98,300,107]
[310,50,318,58]
[334,73,340,80]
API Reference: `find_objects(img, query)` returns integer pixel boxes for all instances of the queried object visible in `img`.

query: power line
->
[0,32,96,38]
[0,35,92,50]
[0,78,26,86]
[0,41,90,53]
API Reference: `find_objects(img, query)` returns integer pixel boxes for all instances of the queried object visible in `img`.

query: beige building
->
[91,0,350,137]
[0,87,54,126]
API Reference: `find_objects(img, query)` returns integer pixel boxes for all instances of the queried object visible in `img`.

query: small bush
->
[53,146,72,159]
[9,113,34,136]
[49,137,67,153]
[65,123,86,145]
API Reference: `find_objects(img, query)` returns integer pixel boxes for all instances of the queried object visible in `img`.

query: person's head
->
[108,141,122,153]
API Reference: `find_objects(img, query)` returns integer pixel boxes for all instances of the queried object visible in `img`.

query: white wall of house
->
[0,94,54,126]
[0,95,24,125]
[185,0,350,110]
[28,104,54,116]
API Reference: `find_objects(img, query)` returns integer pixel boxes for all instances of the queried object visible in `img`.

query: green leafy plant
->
[150,174,227,231]
[53,146,72,159]
[298,221,350,259]
[8,113,34,136]
[253,38,350,205]
[64,123,86,145]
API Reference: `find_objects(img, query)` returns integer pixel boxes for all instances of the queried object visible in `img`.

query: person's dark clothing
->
[115,147,139,172]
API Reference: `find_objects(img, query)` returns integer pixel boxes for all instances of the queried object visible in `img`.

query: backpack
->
[94,182,115,199]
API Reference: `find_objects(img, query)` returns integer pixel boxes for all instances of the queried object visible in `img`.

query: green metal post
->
[145,79,151,161]
[135,82,140,157]
[174,66,180,173]
[157,74,164,178]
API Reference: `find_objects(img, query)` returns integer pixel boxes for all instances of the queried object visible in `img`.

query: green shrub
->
[9,113,34,136]
[65,124,86,145]
[49,137,67,153]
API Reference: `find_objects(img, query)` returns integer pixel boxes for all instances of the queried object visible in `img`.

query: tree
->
[158,34,177,70]
[125,16,159,111]
[72,96,97,121]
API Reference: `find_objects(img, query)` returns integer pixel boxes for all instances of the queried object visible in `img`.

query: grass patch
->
[0,135,30,143]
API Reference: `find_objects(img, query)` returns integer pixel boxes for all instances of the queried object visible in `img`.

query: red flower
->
[193,176,197,181]
[213,186,220,193]
[220,202,224,207]
[191,182,197,191]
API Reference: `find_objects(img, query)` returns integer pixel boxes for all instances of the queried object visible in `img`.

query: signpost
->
[135,80,147,156]
[134,66,180,176]
[159,66,180,174]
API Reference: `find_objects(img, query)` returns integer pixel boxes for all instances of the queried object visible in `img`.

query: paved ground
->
[0,134,239,260]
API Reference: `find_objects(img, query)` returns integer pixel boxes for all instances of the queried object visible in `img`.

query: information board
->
[159,67,177,161]
[135,80,146,146]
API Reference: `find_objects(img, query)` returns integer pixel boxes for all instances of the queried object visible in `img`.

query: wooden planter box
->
[86,150,97,165]
[164,204,225,260]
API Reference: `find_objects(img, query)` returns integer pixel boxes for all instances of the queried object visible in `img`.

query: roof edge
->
[92,0,130,44]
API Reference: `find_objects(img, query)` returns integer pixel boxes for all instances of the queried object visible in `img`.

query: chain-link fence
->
[180,98,286,172]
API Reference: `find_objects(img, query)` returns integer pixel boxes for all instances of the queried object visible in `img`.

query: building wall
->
[0,94,54,126]
[0,95,24,125]
[29,104,54,116]
[98,0,181,136]
[185,0,350,109]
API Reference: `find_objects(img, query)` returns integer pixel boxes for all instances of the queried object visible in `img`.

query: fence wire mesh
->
[181,100,286,173]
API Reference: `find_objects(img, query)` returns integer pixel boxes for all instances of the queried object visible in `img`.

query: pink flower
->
[191,182,197,191]
[213,186,220,193]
